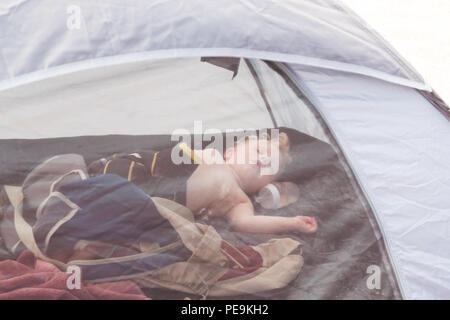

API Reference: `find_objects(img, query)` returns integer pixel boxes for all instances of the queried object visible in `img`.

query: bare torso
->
[186,163,249,218]
[185,148,249,218]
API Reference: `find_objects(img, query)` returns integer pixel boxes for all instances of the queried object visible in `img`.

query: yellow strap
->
[150,152,159,176]
[128,161,136,181]
[103,159,112,174]
[178,142,203,164]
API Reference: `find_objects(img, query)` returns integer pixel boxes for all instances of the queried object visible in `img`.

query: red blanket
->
[0,250,149,300]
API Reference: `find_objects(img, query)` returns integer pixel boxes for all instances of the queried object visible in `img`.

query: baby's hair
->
[277,132,293,175]
[278,132,290,153]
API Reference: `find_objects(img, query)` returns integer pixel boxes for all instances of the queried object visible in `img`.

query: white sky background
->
[341,0,450,104]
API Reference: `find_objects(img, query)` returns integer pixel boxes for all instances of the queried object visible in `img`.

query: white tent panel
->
[290,64,450,299]
[0,0,428,91]
[0,58,274,138]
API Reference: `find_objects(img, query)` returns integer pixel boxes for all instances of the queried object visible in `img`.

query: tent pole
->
[244,59,278,129]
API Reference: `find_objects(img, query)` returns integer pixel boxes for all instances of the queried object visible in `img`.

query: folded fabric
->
[1,154,304,297]
[0,250,149,300]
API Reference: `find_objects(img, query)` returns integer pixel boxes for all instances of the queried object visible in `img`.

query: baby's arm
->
[226,200,317,234]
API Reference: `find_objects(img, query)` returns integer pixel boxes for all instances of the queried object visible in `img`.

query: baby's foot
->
[294,216,318,234]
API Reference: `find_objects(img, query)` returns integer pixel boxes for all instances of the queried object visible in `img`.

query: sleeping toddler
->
[88,132,318,235]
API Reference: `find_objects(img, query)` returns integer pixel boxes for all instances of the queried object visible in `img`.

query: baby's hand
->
[294,216,318,234]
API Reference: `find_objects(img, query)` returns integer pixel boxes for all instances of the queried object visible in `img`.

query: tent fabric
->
[290,64,450,299]
[0,0,428,91]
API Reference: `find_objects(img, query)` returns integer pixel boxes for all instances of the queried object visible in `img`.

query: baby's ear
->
[279,132,290,153]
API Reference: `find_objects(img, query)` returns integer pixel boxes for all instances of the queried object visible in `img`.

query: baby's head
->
[224,132,291,193]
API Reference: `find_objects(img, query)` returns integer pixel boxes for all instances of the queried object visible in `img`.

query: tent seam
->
[0,48,431,93]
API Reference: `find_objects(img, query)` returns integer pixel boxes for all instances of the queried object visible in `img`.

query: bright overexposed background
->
[342,0,450,103]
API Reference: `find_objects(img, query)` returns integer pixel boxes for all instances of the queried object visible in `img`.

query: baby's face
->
[226,137,280,192]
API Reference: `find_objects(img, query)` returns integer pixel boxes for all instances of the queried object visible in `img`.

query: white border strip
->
[0,48,431,92]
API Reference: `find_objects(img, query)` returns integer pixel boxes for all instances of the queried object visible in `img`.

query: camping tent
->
[0,0,449,300]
